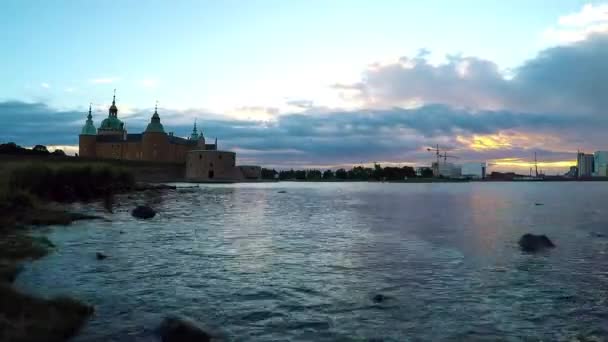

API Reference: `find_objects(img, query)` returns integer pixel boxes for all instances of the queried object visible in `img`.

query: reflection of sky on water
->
[15,182,608,341]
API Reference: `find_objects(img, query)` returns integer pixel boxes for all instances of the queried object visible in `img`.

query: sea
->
[15,182,608,341]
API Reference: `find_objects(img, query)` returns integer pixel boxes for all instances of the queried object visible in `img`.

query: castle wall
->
[186,150,239,182]
[142,132,170,162]
[78,135,96,158]
[96,142,123,160]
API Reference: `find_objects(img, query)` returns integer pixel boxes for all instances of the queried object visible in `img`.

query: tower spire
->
[87,103,92,119]
[190,119,199,140]
[112,89,116,105]
[154,100,158,114]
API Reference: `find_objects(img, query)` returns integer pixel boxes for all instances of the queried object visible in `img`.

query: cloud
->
[544,3,608,44]
[40,83,50,89]
[559,3,608,26]
[90,77,120,84]
[334,32,608,117]
[0,99,601,171]
[285,99,314,109]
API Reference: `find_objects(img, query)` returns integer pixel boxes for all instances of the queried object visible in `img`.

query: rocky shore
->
[0,163,138,341]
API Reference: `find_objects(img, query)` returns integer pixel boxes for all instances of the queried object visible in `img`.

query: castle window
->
[199,154,202,159]
[219,155,222,159]
[209,163,213,168]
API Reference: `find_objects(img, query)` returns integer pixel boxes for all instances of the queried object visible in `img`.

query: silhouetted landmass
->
[262,164,424,181]
[0,142,52,156]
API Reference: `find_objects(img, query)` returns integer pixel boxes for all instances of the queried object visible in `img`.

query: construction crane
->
[427,145,458,163]
[441,152,459,163]
[427,144,442,165]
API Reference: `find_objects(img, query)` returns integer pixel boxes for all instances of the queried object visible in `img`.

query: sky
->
[2,0,608,172]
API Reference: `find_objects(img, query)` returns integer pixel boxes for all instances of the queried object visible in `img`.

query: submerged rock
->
[518,234,555,252]
[372,294,386,303]
[158,317,212,342]
[534,203,544,206]
[131,206,156,219]
[96,252,107,260]
[277,190,287,194]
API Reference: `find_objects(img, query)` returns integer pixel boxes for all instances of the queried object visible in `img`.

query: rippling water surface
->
[15,182,608,341]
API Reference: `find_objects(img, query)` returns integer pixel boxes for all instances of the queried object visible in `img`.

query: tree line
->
[262,164,434,181]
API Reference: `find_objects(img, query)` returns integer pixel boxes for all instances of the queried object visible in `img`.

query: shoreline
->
[0,159,170,341]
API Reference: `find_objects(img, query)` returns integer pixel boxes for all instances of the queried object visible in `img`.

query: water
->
[15,182,608,341]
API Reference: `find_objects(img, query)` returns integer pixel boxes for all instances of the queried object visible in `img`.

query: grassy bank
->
[0,162,135,341]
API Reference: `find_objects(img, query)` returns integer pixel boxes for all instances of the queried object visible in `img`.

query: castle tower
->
[98,89,125,136]
[190,120,206,148]
[142,102,168,161]
[190,120,199,140]
[79,103,97,158]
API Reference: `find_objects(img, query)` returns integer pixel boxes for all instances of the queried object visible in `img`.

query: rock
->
[372,294,386,303]
[69,212,105,222]
[96,252,107,260]
[277,190,287,194]
[590,232,605,238]
[131,206,156,219]
[518,233,555,252]
[535,203,544,206]
[158,317,212,342]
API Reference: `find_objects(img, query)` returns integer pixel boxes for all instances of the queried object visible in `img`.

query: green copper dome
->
[80,105,97,135]
[99,116,124,130]
[145,105,165,133]
[98,91,125,131]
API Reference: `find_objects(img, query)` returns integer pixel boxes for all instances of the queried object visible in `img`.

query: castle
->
[79,92,261,182]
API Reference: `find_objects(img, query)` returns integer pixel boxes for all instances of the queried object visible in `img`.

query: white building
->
[594,151,608,176]
[577,152,595,177]
[432,162,462,178]
[461,162,487,179]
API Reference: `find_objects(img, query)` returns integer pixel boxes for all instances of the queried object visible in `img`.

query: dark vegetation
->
[0,147,137,342]
[262,163,432,181]
[0,142,65,156]
[9,163,134,203]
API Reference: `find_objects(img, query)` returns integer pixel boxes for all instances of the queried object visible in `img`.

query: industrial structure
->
[427,145,462,178]
[78,91,261,182]
[577,151,595,177]
[461,162,487,179]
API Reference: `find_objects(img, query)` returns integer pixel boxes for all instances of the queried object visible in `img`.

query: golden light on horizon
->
[490,158,576,168]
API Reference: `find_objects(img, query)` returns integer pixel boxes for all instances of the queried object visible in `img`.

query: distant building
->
[461,162,486,179]
[79,92,260,182]
[432,162,461,178]
[594,151,608,176]
[565,166,578,178]
[577,152,595,177]
[415,166,433,177]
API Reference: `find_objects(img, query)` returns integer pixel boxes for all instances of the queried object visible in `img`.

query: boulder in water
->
[131,206,156,219]
[372,294,386,303]
[518,234,555,252]
[158,317,212,342]
[96,252,107,260]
